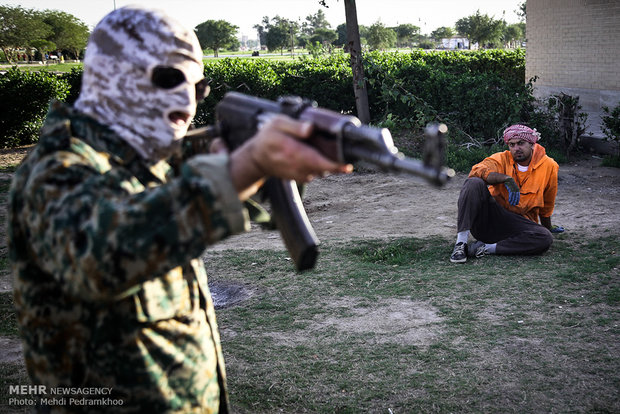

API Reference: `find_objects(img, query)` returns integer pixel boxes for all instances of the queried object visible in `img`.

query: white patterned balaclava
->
[74,6,206,160]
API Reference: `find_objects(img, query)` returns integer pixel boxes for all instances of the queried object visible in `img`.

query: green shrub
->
[602,155,620,168]
[601,100,620,158]
[545,148,568,164]
[196,50,529,137]
[196,58,283,125]
[196,55,354,126]
[277,55,353,111]
[363,50,531,144]
[60,67,83,105]
[445,142,504,173]
[0,50,540,155]
[417,40,436,50]
[0,67,70,148]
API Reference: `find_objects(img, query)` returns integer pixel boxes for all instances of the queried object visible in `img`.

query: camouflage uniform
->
[8,101,250,413]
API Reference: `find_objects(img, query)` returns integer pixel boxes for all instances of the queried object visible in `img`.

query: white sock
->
[456,231,470,245]
[485,243,497,254]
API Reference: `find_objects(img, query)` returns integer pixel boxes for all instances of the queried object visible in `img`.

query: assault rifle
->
[185,92,454,271]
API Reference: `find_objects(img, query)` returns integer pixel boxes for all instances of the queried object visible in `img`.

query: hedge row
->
[362,51,531,140]
[0,68,69,148]
[1,50,529,149]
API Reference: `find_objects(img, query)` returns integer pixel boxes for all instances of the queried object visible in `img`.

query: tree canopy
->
[266,17,298,54]
[41,10,88,59]
[431,26,456,41]
[366,21,396,51]
[517,1,526,22]
[334,23,347,47]
[253,16,270,46]
[503,23,525,48]
[255,6,524,53]
[455,11,505,48]
[195,20,239,57]
[303,9,331,35]
[0,5,88,61]
[310,27,337,45]
[254,9,338,52]
[393,24,420,48]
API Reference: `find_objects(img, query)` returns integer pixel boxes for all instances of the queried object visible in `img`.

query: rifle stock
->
[184,92,454,271]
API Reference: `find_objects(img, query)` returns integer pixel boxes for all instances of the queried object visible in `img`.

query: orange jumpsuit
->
[456,143,558,255]
[469,143,559,223]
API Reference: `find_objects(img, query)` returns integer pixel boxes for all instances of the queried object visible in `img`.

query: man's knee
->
[531,226,554,254]
[463,176,486,190]
[459,177,487,200]
[541,227,554,252]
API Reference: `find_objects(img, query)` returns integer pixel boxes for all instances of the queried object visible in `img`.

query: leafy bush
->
[510,89,591,160]
[195,58,283,125]
[363,50,532,147]
[601,100,620,158]
[602,155,620,168]
[0,67,69,148]
[544,93,588,156]
[545,147,568,164]
[0,50,547,159]
[277,55,353,110]
[445,143,504,173]
[405,49,525,81]
[195,54,356,126]
[60,67,83,105]
[417,40,436,50]
[196,49,528,138]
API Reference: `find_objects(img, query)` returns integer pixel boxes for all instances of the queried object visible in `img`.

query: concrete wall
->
[525,0,620,143]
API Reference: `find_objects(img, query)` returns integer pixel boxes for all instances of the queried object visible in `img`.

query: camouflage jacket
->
[8,102,250,413]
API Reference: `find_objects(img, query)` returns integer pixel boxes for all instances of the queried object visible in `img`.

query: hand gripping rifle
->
[185,92,454,271]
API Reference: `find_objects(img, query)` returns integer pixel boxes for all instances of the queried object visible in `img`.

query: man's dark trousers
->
[457,177,553,255]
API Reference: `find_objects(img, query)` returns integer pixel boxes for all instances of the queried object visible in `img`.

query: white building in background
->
[440,37,477,50]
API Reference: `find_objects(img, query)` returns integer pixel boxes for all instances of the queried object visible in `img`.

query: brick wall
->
[525,0,620,140]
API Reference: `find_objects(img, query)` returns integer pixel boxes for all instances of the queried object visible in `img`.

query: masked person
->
[449,124,564,264]
[8,6,351,413]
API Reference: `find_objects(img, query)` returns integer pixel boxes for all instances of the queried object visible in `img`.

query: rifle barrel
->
[392,156,455,186]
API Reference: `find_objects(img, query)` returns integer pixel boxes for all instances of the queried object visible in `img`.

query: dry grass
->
[0,146,31,172]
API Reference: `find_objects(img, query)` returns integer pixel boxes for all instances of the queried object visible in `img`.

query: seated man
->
[450,124,564,263]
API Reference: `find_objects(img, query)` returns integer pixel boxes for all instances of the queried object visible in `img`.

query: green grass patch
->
[0,63,82,73]
[205,233,620,413]
[0,165,18,174]
[1,234,617,412]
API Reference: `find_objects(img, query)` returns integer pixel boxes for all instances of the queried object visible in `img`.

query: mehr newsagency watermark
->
[7,385,124,408]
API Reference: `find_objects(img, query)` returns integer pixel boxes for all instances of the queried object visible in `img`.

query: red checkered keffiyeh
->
[503,124,541,144]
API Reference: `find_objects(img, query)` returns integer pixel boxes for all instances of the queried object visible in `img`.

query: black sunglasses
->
[151,66,210,100]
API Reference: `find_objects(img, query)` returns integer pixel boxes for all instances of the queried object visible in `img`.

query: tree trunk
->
[1,48,13,64]
[344,0,370,123]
